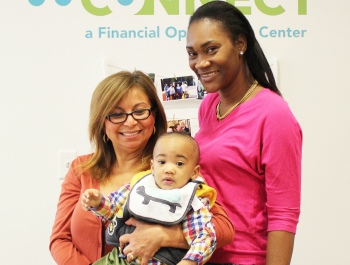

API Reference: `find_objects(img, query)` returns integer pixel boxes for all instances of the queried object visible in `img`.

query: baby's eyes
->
[176,162,184,166]
[158,160,165,164]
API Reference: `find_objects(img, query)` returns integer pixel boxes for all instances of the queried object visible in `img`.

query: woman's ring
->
[128,253,135,260]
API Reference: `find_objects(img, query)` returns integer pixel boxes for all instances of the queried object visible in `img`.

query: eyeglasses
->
[106,107,152,124]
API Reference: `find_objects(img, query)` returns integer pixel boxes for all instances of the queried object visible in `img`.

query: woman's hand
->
[81,189,102,211]
[119,217,189,265]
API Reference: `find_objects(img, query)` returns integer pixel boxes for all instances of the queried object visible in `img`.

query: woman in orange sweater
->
[50,71,234,265]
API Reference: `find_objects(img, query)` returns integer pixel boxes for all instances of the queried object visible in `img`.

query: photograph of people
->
[164,83,170,101]
[180,121,190,135]
[167,119,191,136]
[160,76,198,101]
[182,81,189,98]
[50,71,234,264]
[169,84,175,100]
[197,79,205,99]
[186,2,302,265]
[176,83,183,99]
[174,123,182,132]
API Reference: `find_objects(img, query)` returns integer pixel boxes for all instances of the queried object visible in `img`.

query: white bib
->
[127,173,204,225]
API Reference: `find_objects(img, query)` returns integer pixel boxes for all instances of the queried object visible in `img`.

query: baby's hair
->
[156,132,200,165]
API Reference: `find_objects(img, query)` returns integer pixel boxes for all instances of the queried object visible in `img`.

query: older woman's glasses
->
[106,107,152,124]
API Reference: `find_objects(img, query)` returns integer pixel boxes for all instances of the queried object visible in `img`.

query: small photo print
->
[160,76,197,101]
[196,79,207,100]
[167,119,191,136]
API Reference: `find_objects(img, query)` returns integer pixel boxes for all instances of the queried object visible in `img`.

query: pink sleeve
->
[262,107,302,234]
[49,162,91,265]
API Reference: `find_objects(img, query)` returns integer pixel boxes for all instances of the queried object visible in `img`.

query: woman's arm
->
[210,200,235,248]
[266,231,295,265]
[263,101,302,264]
[50,164,91,265]
[120,200,234,265]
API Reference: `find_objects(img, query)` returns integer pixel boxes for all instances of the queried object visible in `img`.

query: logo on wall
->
[29,0,71,6]
[28,0,307,16]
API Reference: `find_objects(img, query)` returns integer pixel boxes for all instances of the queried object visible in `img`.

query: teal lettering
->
[226,0,251,15]
[121,31,127,38]
[81,0,112,16]
[129,30,136,38]
[149,30,156,38]
[166,27,177,38]
[259,26,268,37]
[179,30,187,41]
[112,30,119,38]
[255,0,285,16]
[85,30,92,38]
[260,27,307,38]
[138,30,144,38]
[99,27,106,38]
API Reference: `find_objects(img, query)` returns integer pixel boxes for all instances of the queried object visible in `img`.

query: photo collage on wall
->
[102,61,206,104]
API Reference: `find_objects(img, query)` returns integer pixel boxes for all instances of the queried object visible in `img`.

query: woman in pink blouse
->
[186,2,302,265]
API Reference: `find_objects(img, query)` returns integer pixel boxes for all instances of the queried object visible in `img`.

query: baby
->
[82,132,217,265]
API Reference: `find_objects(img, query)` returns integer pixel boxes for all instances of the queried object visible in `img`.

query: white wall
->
[1,0,349,264]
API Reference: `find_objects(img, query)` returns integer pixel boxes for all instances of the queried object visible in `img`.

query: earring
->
[153,126,156,135]
[240,51,244,55]
[103,134,109,143]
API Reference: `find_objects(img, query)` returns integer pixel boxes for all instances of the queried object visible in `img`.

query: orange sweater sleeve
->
[211,200,235,249]
[49,161,91,265]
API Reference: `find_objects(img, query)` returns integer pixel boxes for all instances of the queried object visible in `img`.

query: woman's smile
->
[199,70,220,82]
[119,130,142,137]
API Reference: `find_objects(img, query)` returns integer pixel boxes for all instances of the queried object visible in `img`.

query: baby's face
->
[151,137,199,190]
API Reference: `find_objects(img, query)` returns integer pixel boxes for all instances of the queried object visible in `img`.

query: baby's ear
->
[191,165,201,180]
[150,159,154,174]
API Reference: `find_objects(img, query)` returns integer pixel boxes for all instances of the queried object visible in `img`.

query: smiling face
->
[151,136,200,190]
[104,86,155,155]
[186,19,246,94]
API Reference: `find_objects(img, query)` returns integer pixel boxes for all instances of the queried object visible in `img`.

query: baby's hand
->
[81,189,102,211]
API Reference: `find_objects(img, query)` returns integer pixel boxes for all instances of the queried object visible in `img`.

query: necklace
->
[216,80,258,121]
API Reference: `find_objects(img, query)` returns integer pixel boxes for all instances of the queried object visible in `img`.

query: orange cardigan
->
[50,154,234,265]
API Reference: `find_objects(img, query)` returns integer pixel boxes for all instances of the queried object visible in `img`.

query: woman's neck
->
[218,77,254,111]
[114,149,146,174]
[100,152,148,195]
